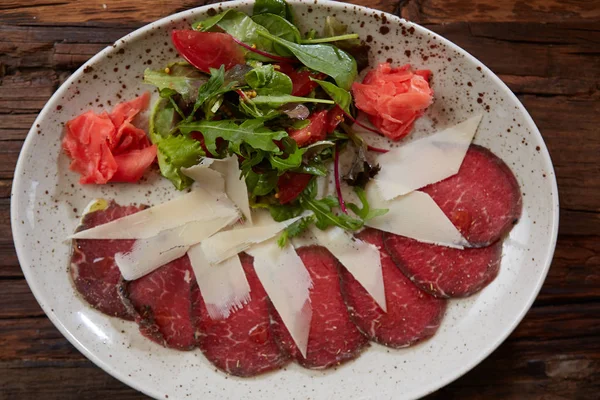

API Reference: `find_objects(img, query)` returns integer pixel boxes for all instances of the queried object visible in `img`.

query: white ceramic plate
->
[11,1,559,399]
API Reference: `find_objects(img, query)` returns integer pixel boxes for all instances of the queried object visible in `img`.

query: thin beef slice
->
[193,253,289,377]
[271,246,369,369]
[340,229,446,348]
[70,202,142,320]
[421,144,522,247]
[126,256,196,350]
[385,234,502,298]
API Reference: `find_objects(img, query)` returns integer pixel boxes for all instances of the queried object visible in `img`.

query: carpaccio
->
[68,144,522,376]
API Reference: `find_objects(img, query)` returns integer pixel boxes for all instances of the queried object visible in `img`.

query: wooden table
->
[1,0,599,398]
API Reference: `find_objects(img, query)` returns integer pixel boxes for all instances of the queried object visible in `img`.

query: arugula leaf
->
[268,136,305,171]
[246,170,278,196]
[245,65,293,95]
[347,187,389,221]
[179,119,287,154]
[277,215,315,247]
[252,13,301,56]
[298,178,364,231]
[143,64,208,103]
[195,10,274,61]
[155,134,205,190]
[256,30,357,90]
[251,94,334,107]
[188,66,238,121]
[310,78,352,114]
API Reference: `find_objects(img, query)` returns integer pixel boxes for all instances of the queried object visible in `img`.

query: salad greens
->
[144,0,387,241]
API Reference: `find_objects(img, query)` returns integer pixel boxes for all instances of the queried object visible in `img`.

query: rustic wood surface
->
[1,0,599,398]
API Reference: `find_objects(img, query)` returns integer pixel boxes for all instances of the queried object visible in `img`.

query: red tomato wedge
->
[277,64,326,96]
[352,63,433,141]
[326,106,345,134]
[287,110,328,147]
[171,30,245,73]
[62,92,156,184]
[277,172,313,204]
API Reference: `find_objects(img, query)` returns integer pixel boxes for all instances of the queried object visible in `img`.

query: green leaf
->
[143,64,208,103]
[252,13,301,56]
[245,64,293,95]
[256,30,358,90]
[277,215,314,247]
[179,119,287,155]
[253,0,289,19]
[251,94,334,108]
[195,10,274,61]
[310,78,352,114]
[268,137,305,171]
[156,135,205,190]
[149,97,177,142]
[188,66,238,121]
[347,187,389,221]
[246,170,278,196]
[300,33,360,44]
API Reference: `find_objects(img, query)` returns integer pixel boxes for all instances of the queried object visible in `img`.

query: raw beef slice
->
[70,202,142,320]
[340,229,447,348]
[421,144,522,247]
[193,253,289,376]
[125,256,196,350]
[271,246,369,369]
[385,234,502,298]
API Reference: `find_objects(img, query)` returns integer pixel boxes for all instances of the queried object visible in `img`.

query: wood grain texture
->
[0,0,599,399]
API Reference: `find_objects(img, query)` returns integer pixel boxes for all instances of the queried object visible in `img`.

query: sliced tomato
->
[111,145,158,183]
[277,172,312,204]
[326,106,345,134]
[109,92,150,129]
[288,110,328,147]
[277,63,325,96]
[171,30,245,73]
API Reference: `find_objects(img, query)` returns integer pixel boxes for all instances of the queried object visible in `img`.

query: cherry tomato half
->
[171,30,245,73]
[277,172,312,204]
[287,110,328,147]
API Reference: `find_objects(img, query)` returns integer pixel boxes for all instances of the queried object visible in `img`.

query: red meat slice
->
[70,203,143,320]
[125,256,196,350]
[340,229,446,348]
[384,234,502,298]
[421,145,522,247]
[270,246,368,369]
[192,253,289,376]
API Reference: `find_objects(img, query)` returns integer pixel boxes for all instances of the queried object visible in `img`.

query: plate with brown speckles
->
[11,1,558,399]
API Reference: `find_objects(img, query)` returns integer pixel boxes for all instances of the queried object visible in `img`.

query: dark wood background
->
[1,0,599,398]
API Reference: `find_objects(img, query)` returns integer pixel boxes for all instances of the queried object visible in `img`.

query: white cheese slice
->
[374,114,483,200]
[181,159,225,194]
[188,245,251,320]
[200,213,303,264]
[114,215,238,281]
[310,226,386,312]
[183,156,252,224]
[365,183,469,248]
[247,238,312,358]
[70,188,239,240]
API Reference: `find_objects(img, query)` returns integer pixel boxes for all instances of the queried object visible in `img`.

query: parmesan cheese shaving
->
[183,156,252,224]
[374,115,483,200]
[365,184,469,248]
[115,215,239,281]
[247,238,312,358]
[70,188,238,240]
[188,245,251,320]
[310,226,386,311]
[200,213,303,264]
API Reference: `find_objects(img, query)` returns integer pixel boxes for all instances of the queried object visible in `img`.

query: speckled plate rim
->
[11,1,559,398]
